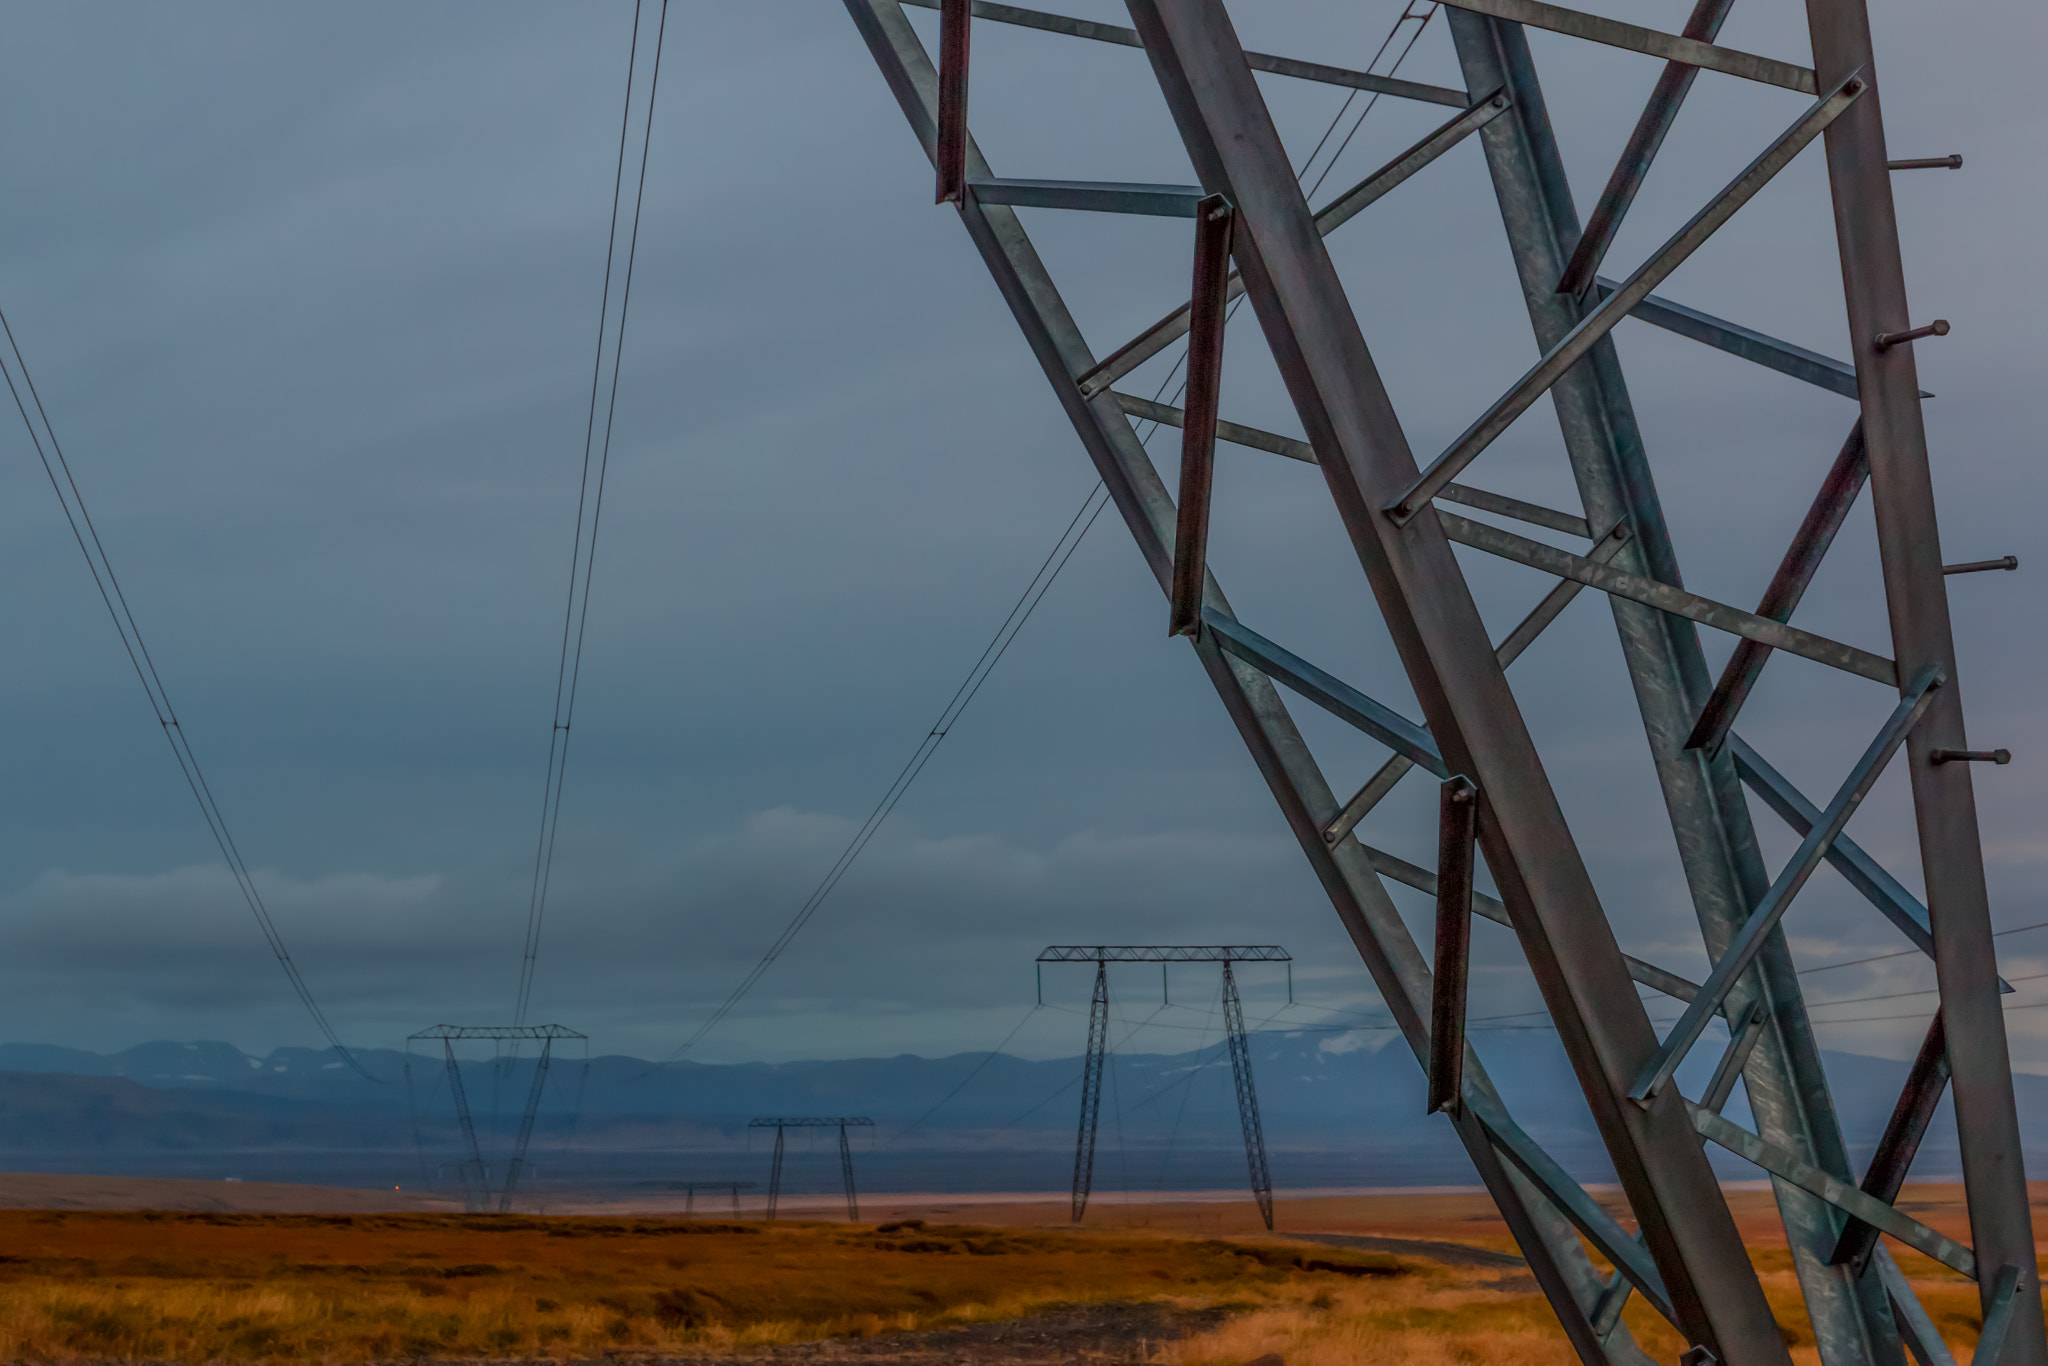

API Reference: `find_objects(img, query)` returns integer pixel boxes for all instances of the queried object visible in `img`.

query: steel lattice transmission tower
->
[751,1117,874,1221]
[406,1024,586,1214]
[846,1,2039,1364]
[1041,945,1288,1227]
[1071,957,1109,1223]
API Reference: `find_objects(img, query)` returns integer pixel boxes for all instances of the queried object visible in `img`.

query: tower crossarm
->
[747,1117,875,1127]
[409,1024,588,1041]
[1037,945,1289,962]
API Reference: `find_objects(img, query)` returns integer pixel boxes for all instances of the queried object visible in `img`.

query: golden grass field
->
[0,1182,2017,1365]
[0,1209,1422,1363]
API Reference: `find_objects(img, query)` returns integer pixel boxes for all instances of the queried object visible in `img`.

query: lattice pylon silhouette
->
[847,1,2038,1363]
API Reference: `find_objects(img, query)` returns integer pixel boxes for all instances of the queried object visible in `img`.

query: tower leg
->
[767,1126,785,1221]
[498,1037,553,1213]
[1221,961,1274,1229]
[840,1123,859,1222]
[1803,0,2043,1352]
[442,1040,490,1213]
[1071,960,1109,1222]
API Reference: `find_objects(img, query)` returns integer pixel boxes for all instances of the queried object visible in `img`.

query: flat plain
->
[0,1176,2016,1366]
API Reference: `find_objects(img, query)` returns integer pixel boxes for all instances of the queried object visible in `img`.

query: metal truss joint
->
[1429,775,1479,1115]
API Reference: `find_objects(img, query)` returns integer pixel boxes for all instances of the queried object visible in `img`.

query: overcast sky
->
[0,0,2040,1082]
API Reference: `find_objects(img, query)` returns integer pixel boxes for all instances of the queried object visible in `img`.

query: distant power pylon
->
[405,1024,586,1213]
[1039,946,1288,1228]
[660,1180,758,1217]
[750,1117,874,1221]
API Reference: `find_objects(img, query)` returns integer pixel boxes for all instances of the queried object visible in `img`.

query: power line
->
[661,480,1112,1058]
[881,1004,1042,1147]
[0,307,372,1080]
[986,1004,1174,1133]
[1808,998,2048,1027]
[1152,979,1221,1198]
[661,10,1435,1059]
[516,0,671,1026]
[1804,970,2048,1012]
[1297,1,1438,201]
[1795,918,2048,978]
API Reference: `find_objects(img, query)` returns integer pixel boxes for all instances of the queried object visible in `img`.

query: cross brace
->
[846,0,2038,1360]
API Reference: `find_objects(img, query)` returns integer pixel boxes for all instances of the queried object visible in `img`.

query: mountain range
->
[0,1032,2022,1198]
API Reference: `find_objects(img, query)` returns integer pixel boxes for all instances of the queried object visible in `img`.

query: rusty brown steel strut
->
[846,2,2035,1363]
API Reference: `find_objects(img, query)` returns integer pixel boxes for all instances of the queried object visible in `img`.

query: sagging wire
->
[516,0,671,1026]
[0,307,374,1080]
[662,0,1448,1062]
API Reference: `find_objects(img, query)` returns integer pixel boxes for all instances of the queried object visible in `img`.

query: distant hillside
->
[0,1032,2024,1195]
[0,1073,381,1151]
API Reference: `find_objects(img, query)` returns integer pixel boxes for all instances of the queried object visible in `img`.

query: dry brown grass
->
[1161,1270,1578,1366]
[1160,1243,2003,1366]
[0,1207,2011,1366]
[0,1210,1411,1363]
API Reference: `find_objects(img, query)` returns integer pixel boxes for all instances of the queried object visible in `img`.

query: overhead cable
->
[1795,917,2048,977]
[516,0,671,1026]
[661,16,1437,1059]
[663,481,1112,1058]
[0,309,373,1079]
[881,1004,1043,1148]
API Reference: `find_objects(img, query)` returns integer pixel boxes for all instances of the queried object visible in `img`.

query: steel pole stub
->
[1875,319,1950,349]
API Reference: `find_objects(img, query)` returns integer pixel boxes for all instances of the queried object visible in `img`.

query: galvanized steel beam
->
[1878,1248,1960,1366]
[1803,0,2045,1340]
[1124,2,1783,1356]
[1080,94,1508,398]
[1689,1103,1977,1278]
[1439,0,1815,92]
[1441,7,1905,1360]
[1429,777,1479,1114]
[1435,508,1897,682]
[899,0,1471,105]
[966,178,1207,215]
[1169,193,1232,635]
[1687,420,1870,754]
[1200,611,1444,770]
[840,10,1658,1362]
[1831,1010,1951,1275]
[1633,668,1941,1100]
[1389,74,1862,524]
[846,0,2027,1359]
[1554,0,1737,295]
[1601,283,1868,398]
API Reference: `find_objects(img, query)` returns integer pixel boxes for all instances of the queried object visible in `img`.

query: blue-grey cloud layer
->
[0,0,2041,1082]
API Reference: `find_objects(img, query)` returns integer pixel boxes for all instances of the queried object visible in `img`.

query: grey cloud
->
[0,1,2036,1091]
